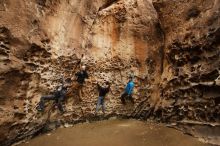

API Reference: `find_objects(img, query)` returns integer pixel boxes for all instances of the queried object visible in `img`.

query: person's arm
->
[108,86,113,95]
[75,72,80,77]
[54,85,60,93]
[77,59,81,65]
[97,83,101,91]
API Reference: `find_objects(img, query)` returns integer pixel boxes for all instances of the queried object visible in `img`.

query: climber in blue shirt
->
[120,76,135,104]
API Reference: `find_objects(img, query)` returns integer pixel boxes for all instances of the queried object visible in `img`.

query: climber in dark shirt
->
[74,65,89,101]
[75,69,88,84]
[37,84,67,113]
[95,81,111,115]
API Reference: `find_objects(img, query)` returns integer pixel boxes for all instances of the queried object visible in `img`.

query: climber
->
[73,65,89,102]
[37,84,68,113]
[95,81,111,115]
[120,76,135,104]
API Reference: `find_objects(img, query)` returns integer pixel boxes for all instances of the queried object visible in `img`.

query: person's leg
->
[95,96,102,114]
[71,82,78,103]
[38,95,55,111]
[128,94,134,104]
[101,97,105,115]
[120,92,127,104]
[78,84,83,102]
[79,88,82,101]
[57,97,65,113]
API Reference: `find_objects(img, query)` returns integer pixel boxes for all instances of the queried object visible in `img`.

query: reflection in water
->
[18,119,211,146]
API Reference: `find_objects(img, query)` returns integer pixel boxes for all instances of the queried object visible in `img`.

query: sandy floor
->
[18,119,211,146]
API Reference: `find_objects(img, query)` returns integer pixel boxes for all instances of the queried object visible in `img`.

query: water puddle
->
[18,119,211,146]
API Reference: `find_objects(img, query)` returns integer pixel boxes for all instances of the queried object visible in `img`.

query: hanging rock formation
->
[150,0,220,123]
[0,0,219,145]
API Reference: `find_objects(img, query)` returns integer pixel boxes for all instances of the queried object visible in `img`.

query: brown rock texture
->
[153,0,220,124]
[0,0,219,145]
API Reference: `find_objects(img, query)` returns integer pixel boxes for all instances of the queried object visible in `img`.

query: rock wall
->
[0,0,219,145]
[152,0,220,123]
[151,0,220,144]
[0,0,163,145]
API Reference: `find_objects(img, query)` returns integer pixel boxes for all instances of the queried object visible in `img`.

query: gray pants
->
[95,96,105,114]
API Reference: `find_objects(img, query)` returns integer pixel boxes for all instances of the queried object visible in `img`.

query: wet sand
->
[18,119,211,146]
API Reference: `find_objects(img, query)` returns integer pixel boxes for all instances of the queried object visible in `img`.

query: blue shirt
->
[125,81,134,95]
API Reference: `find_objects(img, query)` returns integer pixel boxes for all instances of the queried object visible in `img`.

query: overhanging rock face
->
[0,0,219,145]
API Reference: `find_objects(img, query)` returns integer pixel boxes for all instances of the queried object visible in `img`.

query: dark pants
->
[38,95,64,112]
[120,92,134,104]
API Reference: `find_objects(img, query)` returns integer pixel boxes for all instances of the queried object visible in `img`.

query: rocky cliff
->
[0,0,219,145]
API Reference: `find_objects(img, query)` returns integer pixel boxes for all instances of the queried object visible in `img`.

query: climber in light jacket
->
[120,76,135,104]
